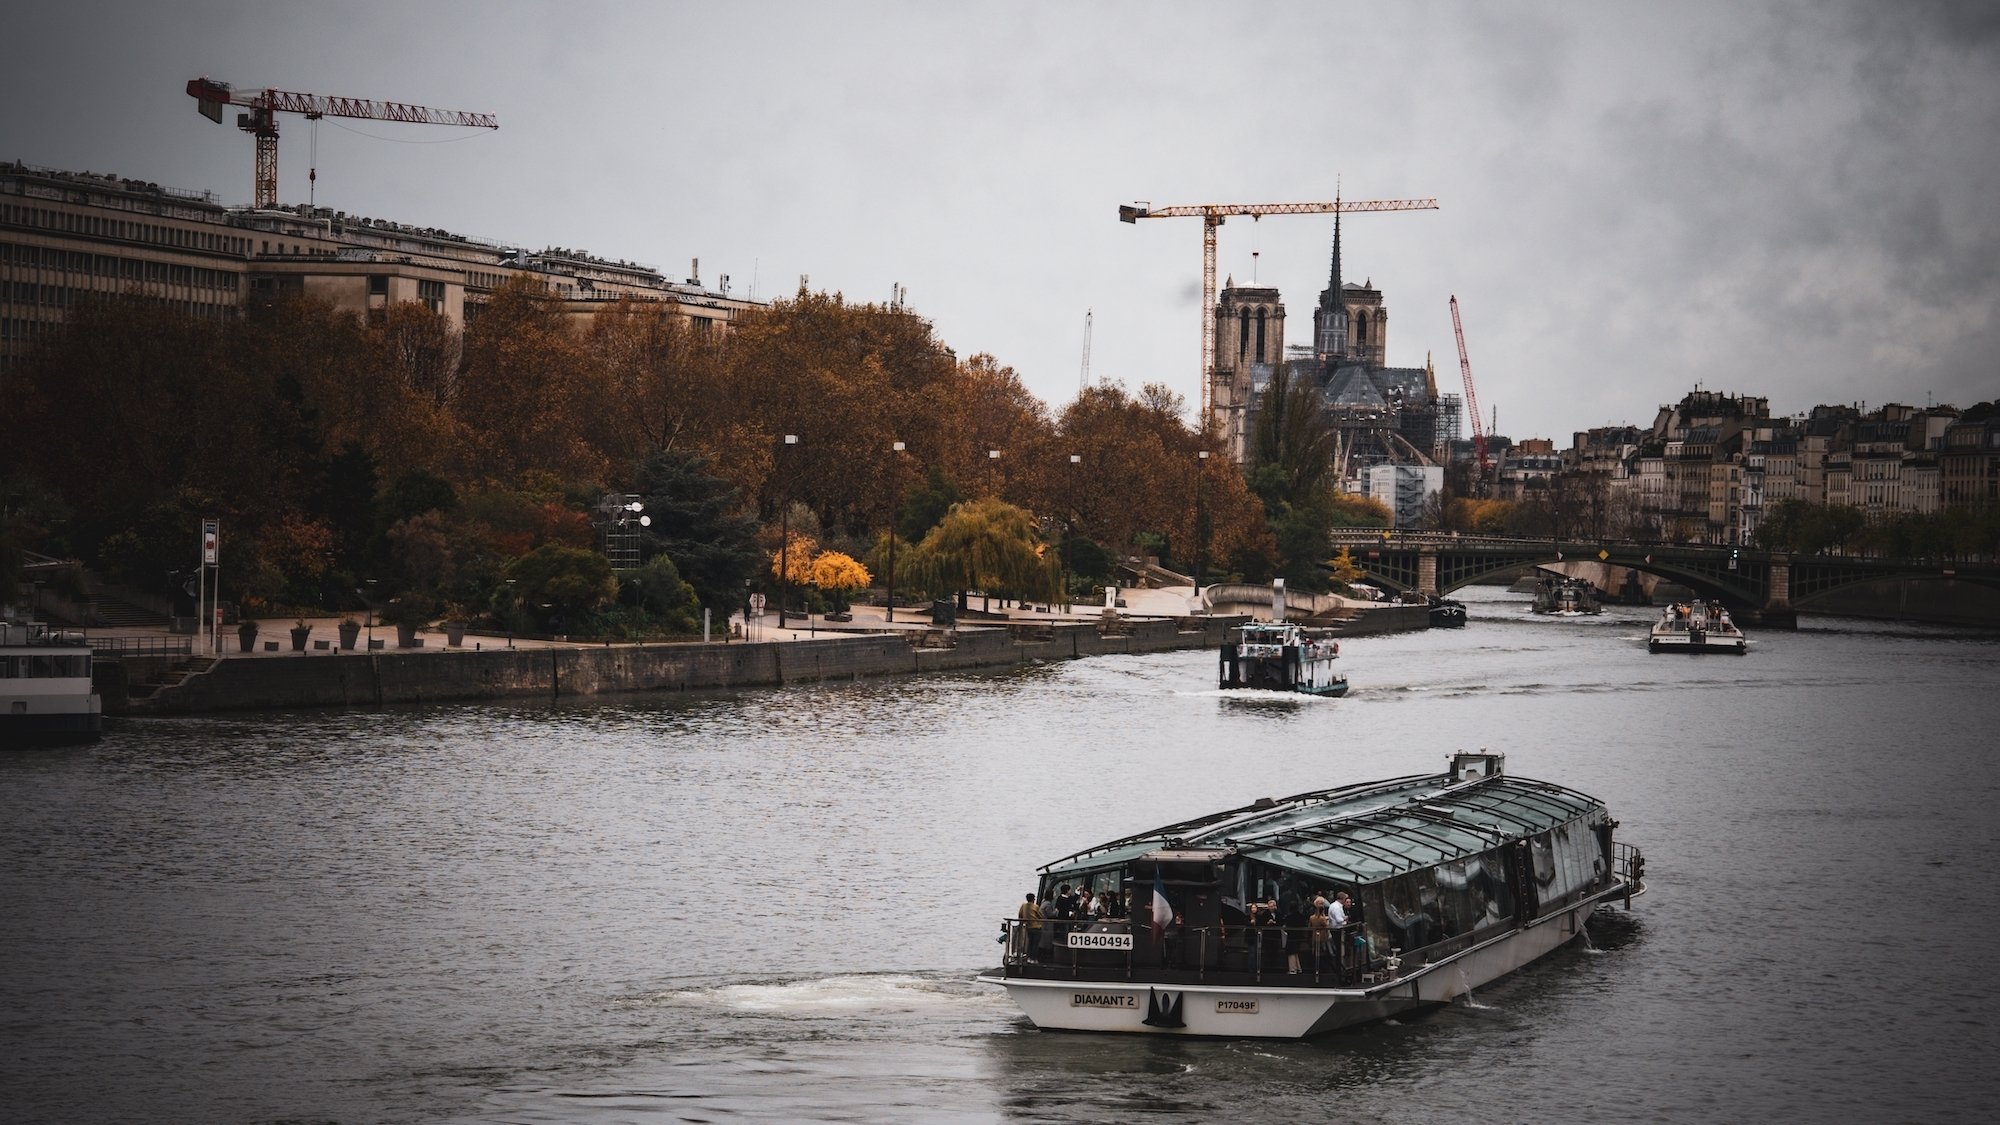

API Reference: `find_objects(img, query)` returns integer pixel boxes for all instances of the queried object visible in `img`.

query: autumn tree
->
[905,498,1059,608]
[456,277,609,485]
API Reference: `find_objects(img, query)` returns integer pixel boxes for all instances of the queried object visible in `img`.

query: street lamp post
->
[987,448,1001,497]
[1064,453,1080,613]
[778,434,798,628]
[887,440,905,625]
[1194,450,1210,613]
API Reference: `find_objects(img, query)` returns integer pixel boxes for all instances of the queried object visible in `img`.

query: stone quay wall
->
[114,616,1259,715]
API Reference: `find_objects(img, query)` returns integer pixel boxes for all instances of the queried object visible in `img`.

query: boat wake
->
[641,972,999,1018]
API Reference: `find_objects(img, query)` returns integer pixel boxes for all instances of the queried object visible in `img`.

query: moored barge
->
[979,752,1644,1037]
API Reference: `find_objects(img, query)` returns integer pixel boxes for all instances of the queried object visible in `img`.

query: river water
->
[4,586,1998,1123]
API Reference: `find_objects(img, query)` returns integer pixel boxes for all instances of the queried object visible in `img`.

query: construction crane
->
[1448,294,1492,485]
[1079,308,1093,394]
[186,77,498,209]
[1118,195,1437,420]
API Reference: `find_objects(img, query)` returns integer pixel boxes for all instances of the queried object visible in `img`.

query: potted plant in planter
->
[337,617,362,650]
[236,617,259,653]
[289,619,312,652]
[441,603,468,648]
[378,594,436,649]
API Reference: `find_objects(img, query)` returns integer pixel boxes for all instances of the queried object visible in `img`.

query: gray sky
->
[6,1,1996,441]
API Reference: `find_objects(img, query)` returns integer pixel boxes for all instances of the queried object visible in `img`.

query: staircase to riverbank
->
[126,655,219,704]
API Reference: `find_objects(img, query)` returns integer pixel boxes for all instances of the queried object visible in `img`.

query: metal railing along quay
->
[89,636,194,658]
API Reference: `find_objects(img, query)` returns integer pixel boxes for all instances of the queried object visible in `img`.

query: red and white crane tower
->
[1448,294,1491,487]
[186,77,498,209]
[1118,195,1438,422]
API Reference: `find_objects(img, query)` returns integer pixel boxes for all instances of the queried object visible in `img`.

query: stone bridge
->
[1328,532,2000,628]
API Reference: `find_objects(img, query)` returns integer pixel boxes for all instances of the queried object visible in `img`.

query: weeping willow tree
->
[904,497,1061,609]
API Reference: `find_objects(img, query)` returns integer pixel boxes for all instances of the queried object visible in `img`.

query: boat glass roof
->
[1039,770,1604,883]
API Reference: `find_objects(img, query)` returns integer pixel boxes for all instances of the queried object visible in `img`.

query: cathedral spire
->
[1313,181,1349,359]
[1328,185,1343,295]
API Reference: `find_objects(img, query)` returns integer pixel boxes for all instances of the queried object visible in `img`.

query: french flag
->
[1150,870,1172,943]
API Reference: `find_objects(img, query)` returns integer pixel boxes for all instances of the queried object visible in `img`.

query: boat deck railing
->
[995,918,1379,988]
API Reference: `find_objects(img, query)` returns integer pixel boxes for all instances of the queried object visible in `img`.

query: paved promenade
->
[81,585,1234,658]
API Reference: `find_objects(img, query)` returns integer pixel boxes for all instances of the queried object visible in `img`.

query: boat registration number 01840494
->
[1065,931,1134,950]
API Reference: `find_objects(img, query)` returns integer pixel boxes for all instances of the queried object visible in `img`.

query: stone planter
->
[237,623,258,652]
[396,622,419,648]
[290,626,311,652]
[338,621,361,650]
[444,622,466,647]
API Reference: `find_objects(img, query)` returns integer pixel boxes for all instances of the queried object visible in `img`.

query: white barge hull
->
[981,897,1606,1038]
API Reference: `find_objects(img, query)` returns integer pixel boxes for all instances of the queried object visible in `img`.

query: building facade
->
[1,160,762,374]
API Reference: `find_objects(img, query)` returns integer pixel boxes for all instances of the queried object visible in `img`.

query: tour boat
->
[1648,601,1747,654]
[978,751,1645,1038]
[1531,576,1601,616]
[2,621,103,746]
[1218,621,1347,696]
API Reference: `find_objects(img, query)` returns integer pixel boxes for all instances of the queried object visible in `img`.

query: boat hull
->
[981,894,1615,1038]
[1648,636,1746,654]
[1,709,104,747]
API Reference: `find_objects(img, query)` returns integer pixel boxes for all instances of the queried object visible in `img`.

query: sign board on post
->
[202,519,219,565]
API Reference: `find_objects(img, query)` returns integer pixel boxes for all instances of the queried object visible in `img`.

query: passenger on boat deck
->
[1054,883,1076,919]
[1013,893,1040,956]
[1309,899,1332,961]
[1282,896,1308,973]
[1329,892,1349,929]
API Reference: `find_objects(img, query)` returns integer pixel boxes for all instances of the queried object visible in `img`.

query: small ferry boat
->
[1648,601,1747,654]
[1531,576,1601,616]
[979,752,1644,1038]
[1218,621,1347,696]
[2,621,103,746]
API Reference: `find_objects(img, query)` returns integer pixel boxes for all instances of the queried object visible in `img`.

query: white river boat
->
[2,622,102,746]
[1648,601,1747,654]
[979,751,1645,1038]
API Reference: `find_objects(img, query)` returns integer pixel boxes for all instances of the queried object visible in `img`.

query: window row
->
[0,654,92,678]
[2,243,240,290]
[0,202,248,255]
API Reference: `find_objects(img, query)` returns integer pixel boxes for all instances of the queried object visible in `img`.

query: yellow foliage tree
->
[808,550,871,592]
[770,532,817,587]
[808,550,872,612]
[1329,546,1367,587]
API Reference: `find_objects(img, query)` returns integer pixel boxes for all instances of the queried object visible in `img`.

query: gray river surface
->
[4,586,1998,1123]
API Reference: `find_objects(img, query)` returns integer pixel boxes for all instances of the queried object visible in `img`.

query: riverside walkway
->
[85,585,1414,715]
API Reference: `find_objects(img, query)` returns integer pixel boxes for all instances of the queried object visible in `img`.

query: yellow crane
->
[1118,195,1438,421]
